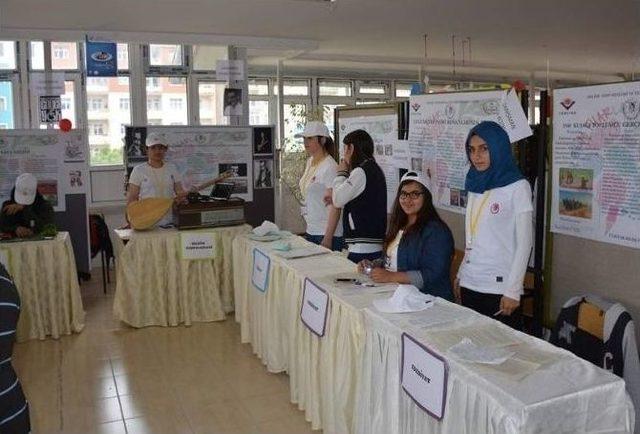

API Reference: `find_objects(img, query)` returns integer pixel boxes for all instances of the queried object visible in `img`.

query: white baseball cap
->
[145,131,167,147]
[372,284,434,313]
[401,170,431,191]
[294,121,331,139]
[14,173,38,205]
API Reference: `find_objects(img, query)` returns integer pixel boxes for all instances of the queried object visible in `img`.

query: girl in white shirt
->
[455,121,533,329]
[296,122,343,250]
[331,129,387,263]
[126,132,187,227]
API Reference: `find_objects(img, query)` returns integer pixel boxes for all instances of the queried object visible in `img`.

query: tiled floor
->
[12,277,319,434]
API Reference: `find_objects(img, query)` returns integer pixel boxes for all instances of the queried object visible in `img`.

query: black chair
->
[89,214,114,294]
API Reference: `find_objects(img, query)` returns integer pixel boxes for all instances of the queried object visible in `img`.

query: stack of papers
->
[448,338,515,365]
[275,246,329,259]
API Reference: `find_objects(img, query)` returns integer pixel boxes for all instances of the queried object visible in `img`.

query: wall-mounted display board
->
[0,129,90,272]
[407,90,531,214]
[125,125,275,226]
[552,81,640,250]
[335,104,409,212]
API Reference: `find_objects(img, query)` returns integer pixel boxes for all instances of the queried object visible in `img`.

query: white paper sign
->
[29,72,65,96]
[401,333,448,420]
[216,60,246,81]
[252,248,270,292]
[501,89,534,142]
[300,278,330,337]
[180,232,216,260]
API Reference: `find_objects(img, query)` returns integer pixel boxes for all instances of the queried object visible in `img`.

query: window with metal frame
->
[0,42,16,70]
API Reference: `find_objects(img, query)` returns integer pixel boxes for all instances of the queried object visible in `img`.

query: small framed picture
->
[254,159,273,189]
[253,127,273,155]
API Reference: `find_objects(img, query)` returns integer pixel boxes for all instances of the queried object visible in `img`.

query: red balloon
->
[512,80,527,92]
[59,118,72,132]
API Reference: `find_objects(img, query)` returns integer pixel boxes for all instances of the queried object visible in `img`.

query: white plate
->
[248,233,282,242]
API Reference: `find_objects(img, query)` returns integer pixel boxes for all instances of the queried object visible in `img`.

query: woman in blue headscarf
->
[454,121,533,329]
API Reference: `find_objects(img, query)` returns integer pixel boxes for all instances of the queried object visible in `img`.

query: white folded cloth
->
[373,284,434,313]
[252,220,279,236]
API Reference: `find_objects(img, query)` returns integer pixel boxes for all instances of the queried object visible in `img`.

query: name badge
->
[252,248,270,293]
[401,333,448,420]
[300,278,329,337]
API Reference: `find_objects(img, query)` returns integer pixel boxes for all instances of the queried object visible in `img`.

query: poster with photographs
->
[126,126,254,201]
[219,162,249,194]
[552,82,640,249]
[253,127,273,155]
[0,130,88,212]
[223,88,243,116]
[408,89,531,214]
[253,159,273,189]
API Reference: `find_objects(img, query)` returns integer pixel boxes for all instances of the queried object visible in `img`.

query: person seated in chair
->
[0,173,55,238]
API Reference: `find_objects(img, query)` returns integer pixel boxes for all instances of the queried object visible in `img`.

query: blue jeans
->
[346,251,383,264]
[304,234,345,252]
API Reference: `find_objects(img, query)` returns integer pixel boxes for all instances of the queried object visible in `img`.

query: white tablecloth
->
[233,234,386,433]
[355,299,635,434]
[114,224,250,327]
[233,233,635,434]
[0,232,84,342]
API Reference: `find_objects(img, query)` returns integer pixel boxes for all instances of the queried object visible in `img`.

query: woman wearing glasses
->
[359,171,454,300]
[126,132,187,226]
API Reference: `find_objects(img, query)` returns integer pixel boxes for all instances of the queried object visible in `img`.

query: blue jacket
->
[396,220,454,301]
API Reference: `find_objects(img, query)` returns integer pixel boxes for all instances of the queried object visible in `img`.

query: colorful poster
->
[338,113,397,158]
[85,39,118,77]
[338,114,400,211]
[126,126,254,201]
[551,82,640,249]
[375,138,411,212]
[0,130,86,212]
[408,90,531,214]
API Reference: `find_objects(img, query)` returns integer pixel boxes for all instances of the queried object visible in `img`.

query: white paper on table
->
[474,356,542,382]
[339,285,397,298]
[510,343,564,367]
[275,246,328,260]
[448,338,515,365]
[425,323,522,351]
[404,303,473,329]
